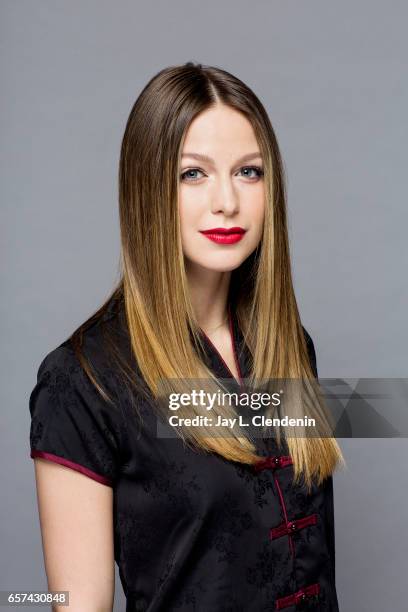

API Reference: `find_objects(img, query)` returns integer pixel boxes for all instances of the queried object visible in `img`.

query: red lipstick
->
[199,226,246,245]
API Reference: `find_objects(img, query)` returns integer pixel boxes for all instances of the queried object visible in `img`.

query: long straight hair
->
[70,62,345,490]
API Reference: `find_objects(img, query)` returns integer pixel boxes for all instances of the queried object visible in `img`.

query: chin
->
[189,254,248,273]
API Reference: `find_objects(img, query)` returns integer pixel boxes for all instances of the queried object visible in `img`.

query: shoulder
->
[37,294,131,383]
[301,325,319,379]
[30,310,128,427]
[35,341,83,382]
[29,302,130,487]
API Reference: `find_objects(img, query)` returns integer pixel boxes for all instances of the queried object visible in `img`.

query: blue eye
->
[180,165,264,182]
[180,168,205,181]
[239,166,264,179]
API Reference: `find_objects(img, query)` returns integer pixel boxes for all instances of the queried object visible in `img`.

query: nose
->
[210,174,239,216]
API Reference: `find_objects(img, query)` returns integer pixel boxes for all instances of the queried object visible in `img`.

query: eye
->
[180,168,206,181]
[180,165,264,182]
[238,166,264,180]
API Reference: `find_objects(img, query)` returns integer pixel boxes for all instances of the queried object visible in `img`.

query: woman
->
[29,62,345,611]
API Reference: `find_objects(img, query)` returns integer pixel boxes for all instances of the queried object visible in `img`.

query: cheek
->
[178,201,200,253]
[247,193,265,245]
[178,189,207,234]
[246,188,265,223]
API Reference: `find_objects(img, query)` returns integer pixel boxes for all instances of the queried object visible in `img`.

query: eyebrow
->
[181,152,263,165]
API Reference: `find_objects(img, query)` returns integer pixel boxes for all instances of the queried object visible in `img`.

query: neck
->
[185,260,231,331]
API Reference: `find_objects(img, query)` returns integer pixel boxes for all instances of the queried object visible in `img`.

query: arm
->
[33,458,115,612]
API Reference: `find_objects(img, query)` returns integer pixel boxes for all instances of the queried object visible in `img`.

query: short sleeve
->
[29,344,124,487]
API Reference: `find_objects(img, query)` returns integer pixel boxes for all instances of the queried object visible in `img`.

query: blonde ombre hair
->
[70,62,345,490]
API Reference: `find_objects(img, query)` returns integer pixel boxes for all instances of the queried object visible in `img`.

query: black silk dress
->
[29,296,339,611]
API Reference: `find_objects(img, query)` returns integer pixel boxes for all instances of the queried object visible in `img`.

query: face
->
[178,103,265,274]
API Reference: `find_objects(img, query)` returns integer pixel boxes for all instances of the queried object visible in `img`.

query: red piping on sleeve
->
[30,450,113,487]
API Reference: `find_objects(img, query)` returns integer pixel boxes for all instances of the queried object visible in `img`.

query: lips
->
[201,227,246,235]
[199,227,246,245]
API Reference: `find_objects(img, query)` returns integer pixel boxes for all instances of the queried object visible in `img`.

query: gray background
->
[1,1,407,610]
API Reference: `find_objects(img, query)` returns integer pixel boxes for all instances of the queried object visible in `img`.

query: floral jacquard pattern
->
[29,297,339,611]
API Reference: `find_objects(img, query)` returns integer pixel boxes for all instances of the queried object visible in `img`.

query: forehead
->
[182,104,259,156]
